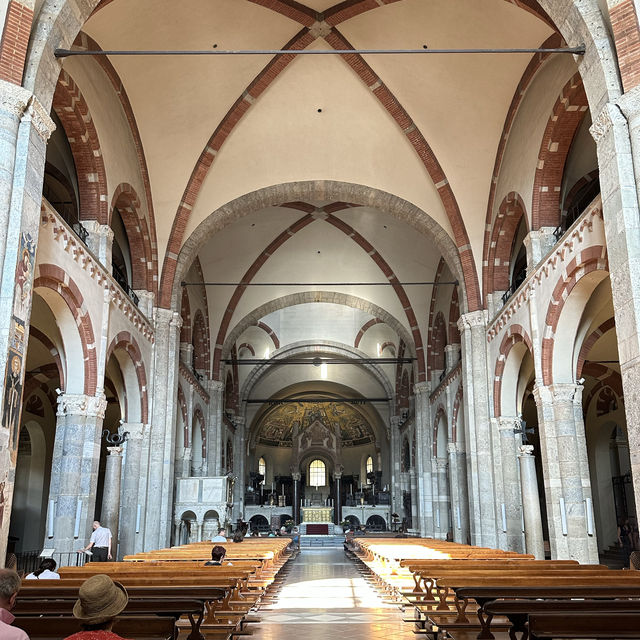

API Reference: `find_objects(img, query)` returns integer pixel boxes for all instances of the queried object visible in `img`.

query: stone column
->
[447,442,467,543]
[0,82,54,565]
[518,444,545,559]
[389,416,401,520]
[197,521,203,543]
[292,472,301,524]
[436,458,450,539]
[82,221,114,270]
[233,417,246,521]
[498,417,524,552]
[591,94,640,527]
[44,393,107,553]
[173,520,182,547]
[101,446,123,557]
[458,311,497,547]
[444,344,461,370]
[409,469,418,530]
[523,228,558,273]
[333,472,342,524]
[118,423,147,558]
[533,383,598,563]
[179,343,193,368]
[207,381,224,476]
[413,382,434,537]
[145,309,181,550]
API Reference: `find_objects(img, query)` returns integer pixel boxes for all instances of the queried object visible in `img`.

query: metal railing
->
[501,267,527,306]
[112,263,140,307]
[14,550,86,573]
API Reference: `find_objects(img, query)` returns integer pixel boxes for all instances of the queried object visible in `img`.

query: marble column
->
[292,472,301,524]
[44,393,107,553]
[145,309,181,551]
[206,381,224,476]
[0,81,55,565]
[82,221,114,271]
[523,228,558,272]
[533,383,598,563]
[119,423,147,558]
[436,458,450,539]
[447,442,469,543]
[409,469,418,530]
[518,444,545,559]
[197,521,203,543]
[444,344,461,370]
[233,417,246,521]
[389,416,401,521]
[591,93,640,528]
[413,382,434,537]
[458,311,497,547]
[333,472,342,524]
[101,446,123,557]
[498,417,524,552]
[173,520,182,547]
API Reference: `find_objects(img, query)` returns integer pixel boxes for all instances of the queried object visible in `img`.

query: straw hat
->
[73,574,128,624]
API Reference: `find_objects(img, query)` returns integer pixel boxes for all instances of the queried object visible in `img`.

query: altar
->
[301,506,332,523]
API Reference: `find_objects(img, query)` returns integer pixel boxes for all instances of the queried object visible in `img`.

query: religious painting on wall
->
[14,232,36,318]
[3,316,25,464]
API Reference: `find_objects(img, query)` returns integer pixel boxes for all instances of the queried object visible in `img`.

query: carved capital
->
[590,103,624,144]
[497,416,519,432]
[436,458,448,470]
[123,422,147,440]
[209,380,225,394]
[413,381,430,396]
[0,80,32,119]
[107,446,124,457]
[170,311,183,329]
[518,444,535,457]
[447,442,458,455]
[457,310,487,332]
[548,382,583,403]
[57,393,107,419]
[616,86,640,122]
[25,95,55,142]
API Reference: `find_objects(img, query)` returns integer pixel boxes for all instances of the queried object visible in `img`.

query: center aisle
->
[254,548,414,640]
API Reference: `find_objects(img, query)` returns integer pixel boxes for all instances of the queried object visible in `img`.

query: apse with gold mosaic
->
[255,399,376,448]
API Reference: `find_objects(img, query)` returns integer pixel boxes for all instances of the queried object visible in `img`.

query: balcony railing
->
[112,263,140,307]
[501,267,527,306]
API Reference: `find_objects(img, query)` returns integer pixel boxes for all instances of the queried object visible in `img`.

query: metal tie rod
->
[55,45,585,58]
[246,397,390,404]
[223,357,415,365]
[181,280,459,286]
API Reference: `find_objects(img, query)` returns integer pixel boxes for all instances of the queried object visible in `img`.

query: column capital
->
[209,380,225,394]
[435,458,448,470]
[616,85,640,123]
[24,95,55,142]
[124,422,147,440]
[170,311,183,329]
[291,472,301,481]
[447,442,459,455]
[590,102,624,144]
[107,446,124,457]
[536,382,583,404]
[497,415,519,432]
[457,310,488,332]
[413,381,430,396]
[57,393,108,419]
[518,444,535,458]
[154,307,174,326]
[0,79,32,118]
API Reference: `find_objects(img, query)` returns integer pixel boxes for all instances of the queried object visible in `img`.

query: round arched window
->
[366,456,374,475]
[309,459,326,487]
[258,457,266,483]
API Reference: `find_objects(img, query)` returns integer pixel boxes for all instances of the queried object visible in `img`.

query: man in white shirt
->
[79,520,112,562]
[211,528,227,542]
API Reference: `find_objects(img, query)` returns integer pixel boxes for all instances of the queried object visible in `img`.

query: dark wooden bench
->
[528,612,640,639]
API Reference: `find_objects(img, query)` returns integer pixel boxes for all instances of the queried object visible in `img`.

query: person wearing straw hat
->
[64,574,129,639]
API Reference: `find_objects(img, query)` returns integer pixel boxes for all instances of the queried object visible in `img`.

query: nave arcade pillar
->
[389,416,402,521]
[498,417,524,552]
[206,381,224,476]
[413,382,434,537]
[435,458,450,539]
[533,383,598,563]
[101,446,123,556]
[447,442,469,544]
[119,422,148,557]
[45,393,107,553]
[333,471,342,525]
[518,444,545,559]
[292,472,301,525]
[233,416,246,521]
[458,311,497,547]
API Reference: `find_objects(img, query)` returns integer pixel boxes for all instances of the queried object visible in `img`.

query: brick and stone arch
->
[226,439,233,473]
[224,370,237,414]
[380,341,396,356]
[254,322,280,350]
[576,317,616,380]
[110,184,154,292]
[452,384,463,444]
[562,169,600,228]
[237,343,255,357]
[180,288,191,344]
[28,326,65,392]
[33,264,97,395]
[219,290,416,383]
[429,312,447,374]
[486,193,528,295]
[354,318,384,349]
[177,384,188,448]
[0,0,34,84]
[105,331,149,423]
[541,245,609,385]
[531,73,589,230]
[493,325,534,417]
[432,405,447,457]
[609,0,640,92]
[583,362,624,411]
[52,69,108,224]
[192,310,210,373]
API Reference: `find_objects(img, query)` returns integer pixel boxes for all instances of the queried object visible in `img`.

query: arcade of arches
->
[1,0,640,566]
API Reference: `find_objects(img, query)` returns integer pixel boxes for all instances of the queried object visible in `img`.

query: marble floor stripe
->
[255,549,413,635]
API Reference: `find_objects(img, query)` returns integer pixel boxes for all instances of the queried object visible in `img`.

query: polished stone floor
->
[255,549,414,640]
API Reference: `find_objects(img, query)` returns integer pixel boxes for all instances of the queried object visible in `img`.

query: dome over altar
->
[254,397,376,448]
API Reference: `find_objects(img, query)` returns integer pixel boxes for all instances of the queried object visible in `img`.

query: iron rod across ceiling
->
[223,357,415,365]
[246,397,389,404]
[55,46,585,58]
[182,281,458,287]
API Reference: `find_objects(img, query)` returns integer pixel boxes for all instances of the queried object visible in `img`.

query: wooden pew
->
[528,612,640,639]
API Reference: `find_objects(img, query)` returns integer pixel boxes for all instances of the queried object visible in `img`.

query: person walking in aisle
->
[79,521,113,562]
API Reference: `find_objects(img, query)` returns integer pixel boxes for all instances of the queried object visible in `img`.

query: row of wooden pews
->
[348,537,640,639]
[14,538,294,640]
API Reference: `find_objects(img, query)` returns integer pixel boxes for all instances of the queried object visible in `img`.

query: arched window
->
[309,459,326,487]
[258,457,266,483]
[366,456,374,474]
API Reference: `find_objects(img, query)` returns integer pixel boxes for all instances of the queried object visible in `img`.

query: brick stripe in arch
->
[29,326,65,391]
[177,384,188,447]
[111,184,154,292]
[247,0,318,25]
[0,0,33,84]
[52,69,108,224]
[158,27,316,308]
[493,324,533,417]
[481,33,564,301]
[324,213,426,380]
[254,322,280,350]
[74,32,158,293]
[541,245,608,386]
[192,309,210,373]
[532,73,589,230]
[576,317,616,380]
[354,318,384,349]
[106,331,149,423]
[238,342,256,356]
[34,265,97,395]
[432,404,446,457]
[610,0,640,93]
[451,384,463,443]
[486,192,528,295]
[380,341,395,355]
[211,214,315,378]
[193,404,206,459]
[193,256,212,365]
[324,27,481,312]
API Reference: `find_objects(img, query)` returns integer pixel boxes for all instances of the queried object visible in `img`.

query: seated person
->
[211,528,227,542]
[0,569,29,640]
[25,557,60,580]
[64,574,128,639]
[205,545,232,566]
[232,529,244,543]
